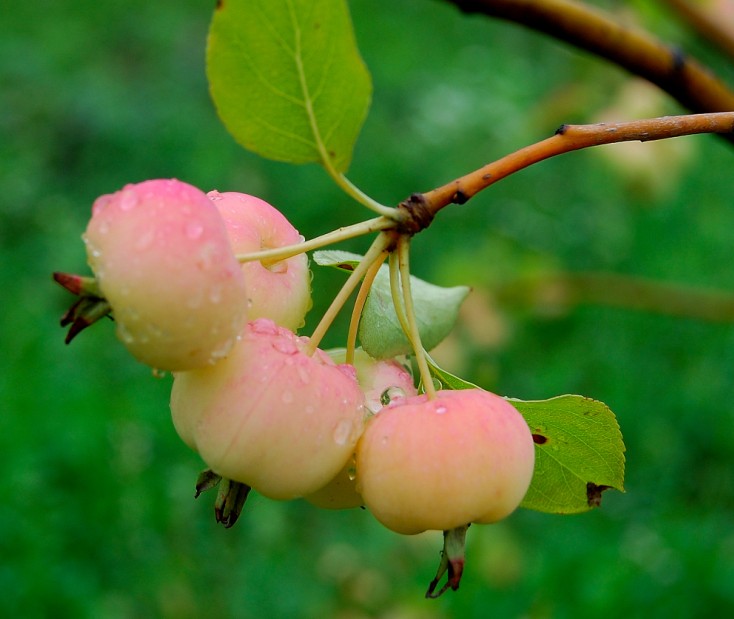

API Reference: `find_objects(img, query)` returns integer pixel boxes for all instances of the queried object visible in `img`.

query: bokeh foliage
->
[3,0,734,617]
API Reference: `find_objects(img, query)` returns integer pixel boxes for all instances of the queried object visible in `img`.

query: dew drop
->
[186,222,204,240]
[118,324,135,344]
[273,339,298,355]
[380,386,406,406]
[250,318,278,336]
[296,364,311,384]
[347,465,357,481]
[119,189,139,211]
[305,405,314,415]
[98,221,110,235]
[282,391,294,404]
[135,229,155,251]
[332,419,353,446]
[207,189,223,201]
[434,404,448,415]
[209,285,222,304]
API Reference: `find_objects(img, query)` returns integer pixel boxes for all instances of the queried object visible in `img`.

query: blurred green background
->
[3,0,734,617]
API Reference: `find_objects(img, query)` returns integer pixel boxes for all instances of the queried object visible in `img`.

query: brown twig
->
[420,111,734,215]
[660,0,734,62]
[441,0,734,121]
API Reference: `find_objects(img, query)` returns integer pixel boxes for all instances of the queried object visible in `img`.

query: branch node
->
[396,193,435,236]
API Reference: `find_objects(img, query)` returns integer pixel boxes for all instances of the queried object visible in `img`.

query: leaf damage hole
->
[337,263,355,271]
[586,482,612,507]
[532,433,548,445]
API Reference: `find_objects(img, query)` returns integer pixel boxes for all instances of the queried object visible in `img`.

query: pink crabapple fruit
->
[208,190,311,331]
[83,179,248,371]
[170,318,367,500]
[305,348,418,509]
[355,388,535,535]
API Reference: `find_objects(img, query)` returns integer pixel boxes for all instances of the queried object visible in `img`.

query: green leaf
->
[312,249,362,270]
[510,395,626,514]
[360,270,469,359]
[425,354,479,391]
[207,0,371,172]
[313,250,470,358]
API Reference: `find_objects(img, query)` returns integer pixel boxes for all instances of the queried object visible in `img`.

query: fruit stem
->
[330,171,399,219]
[307,232,394,354]
[397,236,437,400]
[235,217,394,266]
[346,248,389,365]
[290,11,398,219]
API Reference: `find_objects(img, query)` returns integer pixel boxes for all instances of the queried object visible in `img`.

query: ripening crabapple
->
[355,388,535,535]
[83,179,248,371]
[170,318,367,500]
[304,348,418,510]
[207,191,311,331]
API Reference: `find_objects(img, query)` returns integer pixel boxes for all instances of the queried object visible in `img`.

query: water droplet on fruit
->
[273,339,298,355]
[347,465,357,481]
[119,189,138,211]
[209,285,222,304]
[282,391,294,404]
[305,405,314,415]
[136,229,154,251]
[332,419,353,446]
[98,221,110,235]
[296,364,310,384]
[380,386,406,406]
[118,324,135,344]
[250,318,278,336]
[186,222,204,240]
[434,404,448,415]
[207,190,223,201]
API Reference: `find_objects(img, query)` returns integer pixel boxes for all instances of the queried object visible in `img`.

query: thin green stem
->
[290,5,396,218]
[235,217,393,265]
[345,248,389,365]
[388,251,411,338]
[328,172,398,218]
[397,236,437,399]
[306,232,393,354]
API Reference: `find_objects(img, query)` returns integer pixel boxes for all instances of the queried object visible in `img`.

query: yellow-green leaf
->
[207,0,371,171]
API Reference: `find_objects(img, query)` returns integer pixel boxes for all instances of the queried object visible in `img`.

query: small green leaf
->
[207,0,371,171]
[359,270,469,359]
[425,354,478,391]
[312,249,362,271]
[313,250,470,358]
[510,395,626,514]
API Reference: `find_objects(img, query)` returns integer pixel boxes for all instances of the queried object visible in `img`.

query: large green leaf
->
[423,358,625,514]
[314,250,470,359]
[207,0,371,171]
[511,396,626,513]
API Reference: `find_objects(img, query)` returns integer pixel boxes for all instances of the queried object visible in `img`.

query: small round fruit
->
[356,388,535,535]
[305,349,417,510]
[208,190,311,331]
[84,179,248,371]
[170,318,366,500]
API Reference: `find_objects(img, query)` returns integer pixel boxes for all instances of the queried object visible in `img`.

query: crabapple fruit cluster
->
[68,177,536,546]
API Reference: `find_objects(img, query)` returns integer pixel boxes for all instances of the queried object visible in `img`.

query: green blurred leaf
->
[207,0,371,171]
[312,249,361,270]
[313,250,470,358]
[510,395,626,514]
[360,270,469,359]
